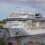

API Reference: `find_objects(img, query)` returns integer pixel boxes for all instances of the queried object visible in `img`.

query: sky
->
[0,0,45,20]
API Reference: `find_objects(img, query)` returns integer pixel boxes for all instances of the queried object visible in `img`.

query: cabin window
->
[35,14,39,16]
[32,20,45,29]
[0,31,1,32]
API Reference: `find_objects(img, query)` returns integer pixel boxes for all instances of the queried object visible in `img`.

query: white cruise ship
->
[3,12,45,37]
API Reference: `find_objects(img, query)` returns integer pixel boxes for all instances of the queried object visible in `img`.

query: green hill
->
[0,21,6,28]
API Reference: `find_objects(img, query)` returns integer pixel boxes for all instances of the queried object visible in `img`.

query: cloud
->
[34,0,45,8]
[18,0,45,10]
[0,0,45,15]
[18,0,31,3]
[0,0,45,9]
[0,0,16,3]
[19,0,45,4]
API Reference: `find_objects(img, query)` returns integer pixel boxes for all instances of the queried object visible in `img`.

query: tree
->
[0,21,6,28]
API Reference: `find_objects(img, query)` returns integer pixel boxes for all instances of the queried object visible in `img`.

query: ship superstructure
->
[3,12,45,37]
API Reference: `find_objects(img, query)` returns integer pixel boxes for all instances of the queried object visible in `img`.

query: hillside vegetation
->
[0,21,6,28]
[0,38,8,45]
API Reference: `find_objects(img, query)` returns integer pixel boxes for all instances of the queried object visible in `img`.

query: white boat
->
[3,12,45,37]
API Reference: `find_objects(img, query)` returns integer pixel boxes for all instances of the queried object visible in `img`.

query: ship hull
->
[8,28,45,37]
